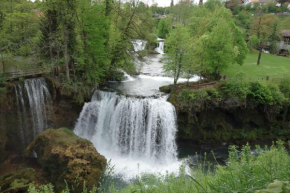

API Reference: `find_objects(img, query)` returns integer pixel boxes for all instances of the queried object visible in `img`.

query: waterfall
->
[155,41,164,54]
[15,84,27,145]
[74,90,179,179]
[132,39,147,52]
[14,78,53,146]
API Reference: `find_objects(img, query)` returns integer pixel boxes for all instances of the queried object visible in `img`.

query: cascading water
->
[74,90,180,180]
[132,39,147,52]
[15,84,27,145]
[14,78,53,146]
[155,39,164,54]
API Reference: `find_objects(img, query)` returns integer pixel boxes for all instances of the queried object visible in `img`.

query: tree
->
[277,0,290,6]
[157,18,171,38]
[0,0,40,72]
[172,0,193,25]
[250,14,279,65]
[108,0,156,75]
[163,24,190,85]
[189,5,248,80]
[40,0,111,83]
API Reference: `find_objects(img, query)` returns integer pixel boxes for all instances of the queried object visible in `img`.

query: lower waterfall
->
[74,90,180,180]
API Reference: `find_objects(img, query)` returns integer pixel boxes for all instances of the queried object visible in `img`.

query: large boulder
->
[25,128,106,192]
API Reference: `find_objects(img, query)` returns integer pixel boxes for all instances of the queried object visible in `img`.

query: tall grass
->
[109,142,290,193]
[27,142,290,193]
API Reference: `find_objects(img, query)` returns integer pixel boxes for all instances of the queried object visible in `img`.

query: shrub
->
[279,78,290,99]
[220,80,250,99]
[206,87,222,101]
[267,83,285,105]
[249,82,273,104]
[178,89,210,102]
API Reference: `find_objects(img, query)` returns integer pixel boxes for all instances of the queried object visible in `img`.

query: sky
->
[30,0,186,8]
[147,0,179,7]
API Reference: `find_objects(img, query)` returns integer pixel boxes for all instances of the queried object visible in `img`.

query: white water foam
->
[132,39,147,52]
[74,90,181,180]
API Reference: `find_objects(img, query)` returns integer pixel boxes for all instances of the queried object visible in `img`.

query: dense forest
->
[0,0,289,85]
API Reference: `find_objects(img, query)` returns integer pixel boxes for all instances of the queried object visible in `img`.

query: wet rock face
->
[25,128,107,192]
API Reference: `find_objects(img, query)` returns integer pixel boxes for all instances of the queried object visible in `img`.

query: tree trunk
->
[1,54,5,74]
[214,66,219,80]
[257,43,263,65]
[63,25,70,80]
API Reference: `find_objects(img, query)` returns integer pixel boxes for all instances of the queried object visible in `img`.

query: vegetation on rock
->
[163,78,290,143]
[25,128,107,192]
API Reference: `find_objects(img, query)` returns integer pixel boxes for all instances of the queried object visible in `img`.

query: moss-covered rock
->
[25,128,107,192]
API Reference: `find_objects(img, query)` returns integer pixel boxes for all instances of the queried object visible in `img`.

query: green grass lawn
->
[223,50,290,78]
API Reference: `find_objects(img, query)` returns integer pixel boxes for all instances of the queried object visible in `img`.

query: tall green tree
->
[157,18,171,38]
[108,0,156,74]
[189,5,248,80]
[250,14,279,65]
[163,24,190,85]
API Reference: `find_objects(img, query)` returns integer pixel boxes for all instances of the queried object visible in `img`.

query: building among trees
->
[277,29,290,55]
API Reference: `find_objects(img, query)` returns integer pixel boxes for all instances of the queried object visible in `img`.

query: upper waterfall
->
[155,38,164,54]
[132,39,147,52]
[74,90,179,179]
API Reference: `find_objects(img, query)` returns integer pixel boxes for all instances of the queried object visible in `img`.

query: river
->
[73,40,229,183]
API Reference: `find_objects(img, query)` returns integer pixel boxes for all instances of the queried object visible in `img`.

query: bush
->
[279,78,290,99]
[220,80,250,99]
[178,89,210,102]
[267,83,285,105]
[249,82,273,104]
[206,87,222,101]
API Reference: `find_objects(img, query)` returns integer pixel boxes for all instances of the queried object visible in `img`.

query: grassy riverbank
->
[26,142,290,193]
[224,51,290,78]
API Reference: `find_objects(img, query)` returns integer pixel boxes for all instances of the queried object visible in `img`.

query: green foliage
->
[249,81,275,104]
[178,79,289,106]
[28,183,54,193]
[178,89,210,102]
[255,180,290,193]
[157,18,171,38]
[220,81,251,99]
[279,78,290,98]
[163,24,190,85]
[187,5,248,80]
[107,142,290,193]
[206,87,222,101]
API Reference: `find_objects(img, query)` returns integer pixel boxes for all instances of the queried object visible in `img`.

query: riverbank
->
[161,79,290,144]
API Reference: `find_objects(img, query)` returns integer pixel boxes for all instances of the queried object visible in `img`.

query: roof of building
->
[249,0,273,3]
[281,30,290,37]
